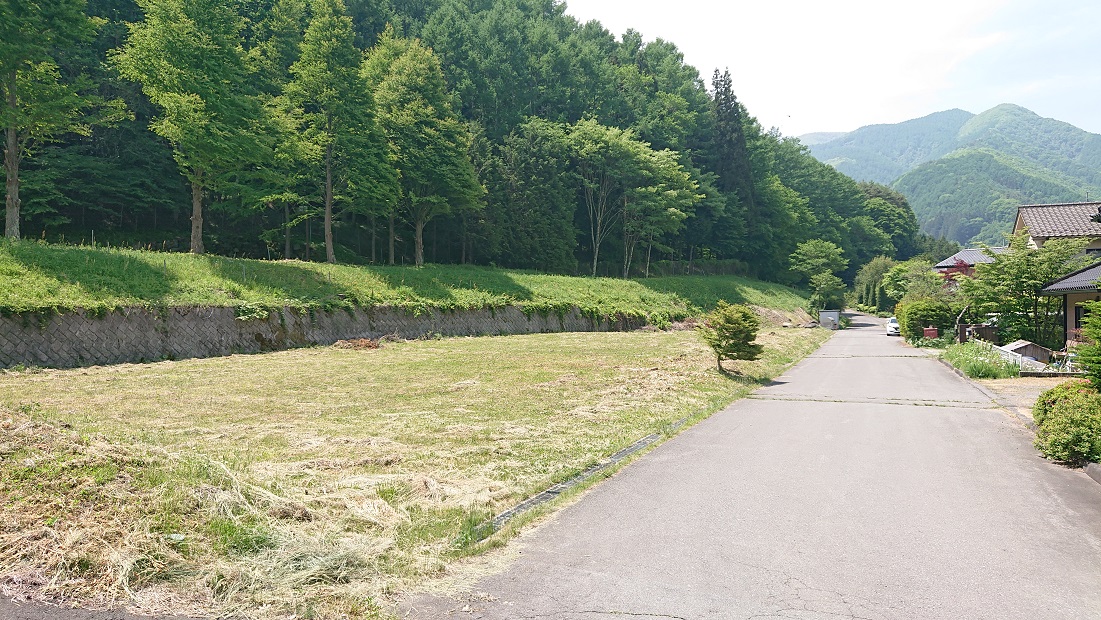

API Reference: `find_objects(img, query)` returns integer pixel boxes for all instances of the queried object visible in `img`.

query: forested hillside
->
[806,104,1101,245]
[807,109,974,183]
[4,0,939,283]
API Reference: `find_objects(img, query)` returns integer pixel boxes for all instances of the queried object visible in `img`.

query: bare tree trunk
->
[591,237,601,276]
[190,172,204,254]
[645,235,653,277]
[324,142,335,264]
[284,202,291,259]
[414,216,425,267]
[388,212,395,265]
[4,122,20,240]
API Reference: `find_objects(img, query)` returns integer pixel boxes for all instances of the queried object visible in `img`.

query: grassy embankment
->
[0,240,825,619]
[0,239,807,321]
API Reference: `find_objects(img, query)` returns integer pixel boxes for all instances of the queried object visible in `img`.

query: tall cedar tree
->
[362,27,481,267]
[710,69,756,210]
[286,0,396,263]
[483,118,578,273]
[115,0,268,254]
[1,0,112,239]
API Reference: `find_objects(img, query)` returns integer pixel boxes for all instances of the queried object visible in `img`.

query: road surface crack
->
[747,394,993,409]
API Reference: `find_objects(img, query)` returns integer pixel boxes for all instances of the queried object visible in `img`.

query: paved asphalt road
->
[404,315,1101,619]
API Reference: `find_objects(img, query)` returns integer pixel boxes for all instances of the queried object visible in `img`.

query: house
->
[1040,260,1101,344]
[1013,201,1101,255]
[1012,202,1101,345]
[934,247,1006,277]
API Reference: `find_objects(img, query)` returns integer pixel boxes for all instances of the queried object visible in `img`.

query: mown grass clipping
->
[0,325,828,619]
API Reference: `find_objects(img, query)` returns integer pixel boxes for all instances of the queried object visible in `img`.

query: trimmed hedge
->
[895,299,956,342]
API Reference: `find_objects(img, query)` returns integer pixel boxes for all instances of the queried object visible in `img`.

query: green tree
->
[286,0,396,263]
[115,0,270,254]
[566,118,639,276]
[959,232,1092,348]
[882,258,943,302]
[859,182,920,258]
[362,27,482,267]
[789,239,847,283]
[709,69,755,210]
[483,117,577,272]
[1,0,124,239]
[808,272,846,312]
[853,255,897,312]
[1075,302,1101,391]
[913,232,961,264]
[698,301,763,371]
[839,215,894,280]
[621,147,698,277]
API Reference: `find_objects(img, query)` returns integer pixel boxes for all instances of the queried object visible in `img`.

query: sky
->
[562,0,1101,138]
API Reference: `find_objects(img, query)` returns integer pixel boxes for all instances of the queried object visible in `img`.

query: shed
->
[998,340,1054,364]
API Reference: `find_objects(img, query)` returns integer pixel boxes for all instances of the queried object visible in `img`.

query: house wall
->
[1065,293,1101,341]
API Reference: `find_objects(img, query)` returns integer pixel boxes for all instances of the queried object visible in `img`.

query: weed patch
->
[942,340,1020,379]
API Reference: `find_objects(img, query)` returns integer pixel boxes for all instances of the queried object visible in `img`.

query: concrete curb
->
[1086,463,1101,486]
[936,356,1101,488]
[933,356,1038,431]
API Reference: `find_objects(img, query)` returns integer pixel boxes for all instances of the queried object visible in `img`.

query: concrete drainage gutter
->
[476,416,693,538]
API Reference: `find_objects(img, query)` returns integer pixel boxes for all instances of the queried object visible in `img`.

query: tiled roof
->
[1040,260,1101,294]
[934,247,1006,269]
[1017,202,1101,238]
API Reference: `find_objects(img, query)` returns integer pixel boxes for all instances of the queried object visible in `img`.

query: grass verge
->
[0,326,829,618]
[942,340,1020,379]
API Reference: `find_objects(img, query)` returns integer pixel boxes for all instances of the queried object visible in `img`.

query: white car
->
[885,317,900,336]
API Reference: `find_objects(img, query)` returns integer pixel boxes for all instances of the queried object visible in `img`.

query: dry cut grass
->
[0,325,829,619]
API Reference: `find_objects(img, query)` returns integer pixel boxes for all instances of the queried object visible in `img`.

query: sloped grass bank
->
[0,241,802,323]
[0,327,829,619]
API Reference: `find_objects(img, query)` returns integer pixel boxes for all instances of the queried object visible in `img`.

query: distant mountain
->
[808,109,974,183]
[805,104,1101,245]
[798,132,848,146]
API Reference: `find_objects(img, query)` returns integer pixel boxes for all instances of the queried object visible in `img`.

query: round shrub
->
[1034,390,1101,465]
[1033,379,1095,426]
[894,299,956,341]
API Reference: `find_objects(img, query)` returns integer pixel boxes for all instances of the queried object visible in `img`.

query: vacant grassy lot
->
[0,326,828,619]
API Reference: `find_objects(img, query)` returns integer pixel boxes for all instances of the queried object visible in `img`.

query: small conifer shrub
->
[698,301,763,372]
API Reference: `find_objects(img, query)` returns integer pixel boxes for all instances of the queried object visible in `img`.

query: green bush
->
[941,340,1019,378]
[1033,379,1095,426]
[895,299,956,342]
[697,301,763,371]
[1034,390,1101,464]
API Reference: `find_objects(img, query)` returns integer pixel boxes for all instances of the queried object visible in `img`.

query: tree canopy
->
[4,0,942,278]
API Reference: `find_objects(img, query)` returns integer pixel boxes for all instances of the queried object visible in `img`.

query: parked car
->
[885,317,900,336]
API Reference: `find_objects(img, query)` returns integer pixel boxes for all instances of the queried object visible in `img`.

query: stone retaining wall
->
[0,305,645,369]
